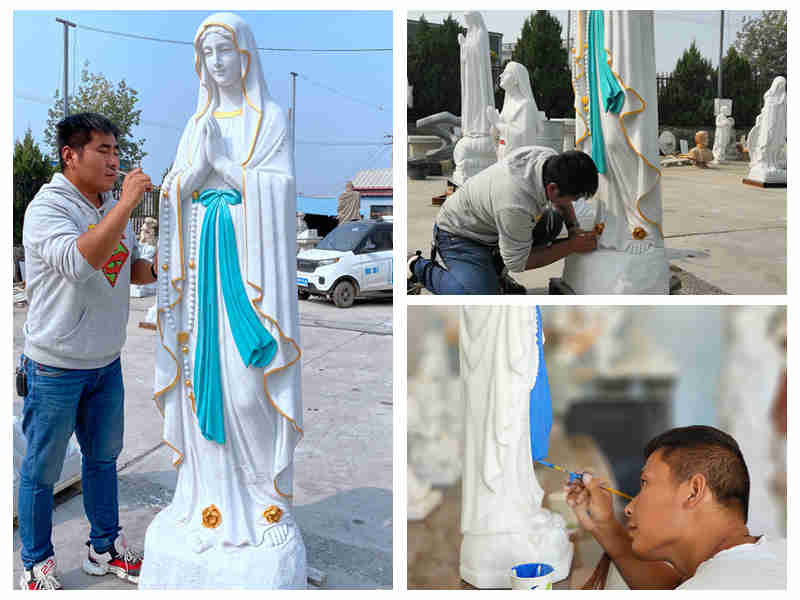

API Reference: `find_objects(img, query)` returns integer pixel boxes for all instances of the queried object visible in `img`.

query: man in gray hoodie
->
[19,113,155,589]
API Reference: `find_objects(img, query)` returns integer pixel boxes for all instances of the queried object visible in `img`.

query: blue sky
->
[408,10,767,75]
[13,10,393,196]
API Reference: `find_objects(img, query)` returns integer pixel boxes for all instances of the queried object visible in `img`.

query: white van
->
[296,218,393,308]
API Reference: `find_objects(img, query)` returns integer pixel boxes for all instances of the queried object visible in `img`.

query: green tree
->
[735,10,786,81]
[407,15,466,122]
[44,62,147,169]
[659,41,715,126]
[13,129,56,244]
[510,11,572,119]
[718,46,760,127]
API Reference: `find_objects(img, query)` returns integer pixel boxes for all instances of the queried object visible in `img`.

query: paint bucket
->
[510,563,554,590]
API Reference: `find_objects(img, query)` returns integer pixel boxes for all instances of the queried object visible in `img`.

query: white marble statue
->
[746,76,787,185]
[452,11,497,185]
[407,327,463,487]
[487,61,544,161]
[718,307,786,539]
[563,10,670,293]
[408,466,443,521]
[459,306,572,588]
[131,218,158,298]
[141,13,305,589]
[712,105,735,163]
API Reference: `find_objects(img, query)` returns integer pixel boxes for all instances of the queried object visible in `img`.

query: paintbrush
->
[536,460,634,501]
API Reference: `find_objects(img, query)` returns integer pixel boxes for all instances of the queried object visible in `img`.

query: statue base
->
[452,134,496,186]
[562,246,670,294]
[460,529,573,588]
[744,165,786,187]
[138,507,307,589]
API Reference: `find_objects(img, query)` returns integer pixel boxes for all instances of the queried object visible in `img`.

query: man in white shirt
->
[565,425,786,589]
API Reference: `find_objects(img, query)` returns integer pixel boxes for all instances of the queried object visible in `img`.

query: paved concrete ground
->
[407,160,786,295]
[12,295,392,589]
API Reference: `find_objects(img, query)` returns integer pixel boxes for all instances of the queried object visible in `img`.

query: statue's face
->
[202,30,242,90]
[499,65,515,91]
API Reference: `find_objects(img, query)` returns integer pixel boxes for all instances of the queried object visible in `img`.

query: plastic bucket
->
[510,563,554,590]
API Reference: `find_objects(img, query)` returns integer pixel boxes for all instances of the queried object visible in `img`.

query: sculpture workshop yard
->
[407,159,786,295]
[12,296,393,589]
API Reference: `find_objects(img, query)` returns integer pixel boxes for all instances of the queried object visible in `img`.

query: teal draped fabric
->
[588,10,625,174]
[193,188,278,444]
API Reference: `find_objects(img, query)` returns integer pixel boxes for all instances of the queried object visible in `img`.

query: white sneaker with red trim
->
[82,535,143,584]
[20,557,62,590]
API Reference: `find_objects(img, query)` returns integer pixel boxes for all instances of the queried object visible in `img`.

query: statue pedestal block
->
[138,508,306,589]
[452,135,496,185]
[460,530,573,588]
[562,247,669,294]
[744,166,787,188]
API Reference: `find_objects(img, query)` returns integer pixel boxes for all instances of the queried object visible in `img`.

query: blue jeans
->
[413,211,565,295]
[413,225,500,294]
[18,356,124,569]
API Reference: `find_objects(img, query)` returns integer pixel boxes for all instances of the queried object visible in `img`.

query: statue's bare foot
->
[266,524,291,547]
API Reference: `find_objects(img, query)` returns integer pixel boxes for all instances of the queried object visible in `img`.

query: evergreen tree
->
[660,41,715,126]
[719,47,760,127]
[13,129,55,244]
[510,11,572,119]
[407,15,465,122]
[44,62,147,169]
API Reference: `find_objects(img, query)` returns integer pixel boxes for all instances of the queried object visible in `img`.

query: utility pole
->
[55,18,76,118]
[718,10,724,98]
[289,71,298,164]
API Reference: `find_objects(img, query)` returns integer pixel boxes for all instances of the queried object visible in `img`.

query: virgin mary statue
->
[140,13,305,588]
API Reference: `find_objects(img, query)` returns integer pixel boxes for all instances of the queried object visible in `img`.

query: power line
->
[297,73,385,112]
[75,22,390,53]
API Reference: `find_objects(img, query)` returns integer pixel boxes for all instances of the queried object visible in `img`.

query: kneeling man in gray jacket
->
[19,112,155,589]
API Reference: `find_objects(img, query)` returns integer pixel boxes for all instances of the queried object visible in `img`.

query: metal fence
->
[112,187,160,236]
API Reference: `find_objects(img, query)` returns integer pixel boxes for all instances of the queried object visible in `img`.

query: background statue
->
[562,10,669,293]
[459,306,572,588]
[452,11,497,184]
[487,61,544,160]
[687,130,714,168]
[142,12,305,588]
[712,105,735,163]
[337,180,361,222]
[746,76,787,185]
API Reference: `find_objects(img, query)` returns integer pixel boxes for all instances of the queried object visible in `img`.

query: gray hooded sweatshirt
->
[23,173,140,369]
[435,145,555,273]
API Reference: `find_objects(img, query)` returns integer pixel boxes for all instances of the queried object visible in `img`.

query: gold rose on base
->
[202,504,222,529]
[263,505,283,524]
[632,227,648,240]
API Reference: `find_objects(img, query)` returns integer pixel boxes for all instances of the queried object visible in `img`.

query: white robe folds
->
[153,19,301,550]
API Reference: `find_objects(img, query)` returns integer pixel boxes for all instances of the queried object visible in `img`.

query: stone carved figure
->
[563,10,669,293]
[452,11,497,184]
[408,327,463,486]
[746,76,787,185]
[337,181,361,223]
[712,105,734,163]
[459,306,572,588]
[487,61,544,161]
[141,13,305,589]
[718,307,786,539]
[687,130,714,167]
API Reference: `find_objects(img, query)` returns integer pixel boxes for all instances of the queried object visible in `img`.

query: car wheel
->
[331,280,356,308]
[298,289,310,300]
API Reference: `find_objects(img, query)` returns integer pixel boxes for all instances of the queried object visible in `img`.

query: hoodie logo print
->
[102,239,129,287]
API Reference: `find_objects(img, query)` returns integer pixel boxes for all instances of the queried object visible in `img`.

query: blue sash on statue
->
[193,188,277,444]
[529,306,553,462]
[588,10,625,174]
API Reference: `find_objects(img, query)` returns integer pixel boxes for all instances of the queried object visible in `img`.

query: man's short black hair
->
[542,150,599,199]
[644,425,750,522]
[56,112,120,171]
